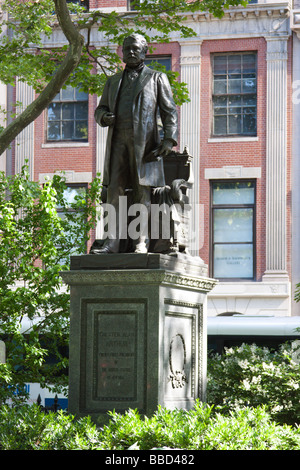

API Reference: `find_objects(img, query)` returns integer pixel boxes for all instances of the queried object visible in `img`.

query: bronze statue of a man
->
[94,33,178,253]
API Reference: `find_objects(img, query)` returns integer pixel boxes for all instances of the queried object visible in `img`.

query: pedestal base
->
[61,254,216,421]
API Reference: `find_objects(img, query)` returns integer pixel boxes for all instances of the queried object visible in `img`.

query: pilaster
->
[263,35,289,282]
[179,41,202,256]
[15,81,35,179]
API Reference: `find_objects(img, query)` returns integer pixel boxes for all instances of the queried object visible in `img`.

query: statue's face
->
[122,38,146,67]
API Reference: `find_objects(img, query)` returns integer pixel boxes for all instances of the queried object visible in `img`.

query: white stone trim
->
[38,171,93,184]
[205,166,261,180]
[42,142,89,148]
[207,137,259,143]
[208,279,291,317]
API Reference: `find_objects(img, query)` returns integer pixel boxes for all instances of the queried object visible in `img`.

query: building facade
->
[2,0,300,328]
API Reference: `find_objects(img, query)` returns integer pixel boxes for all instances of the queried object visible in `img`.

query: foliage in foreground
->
[207,342,300,426]
[0,166,102,404]
[0,401,300,450]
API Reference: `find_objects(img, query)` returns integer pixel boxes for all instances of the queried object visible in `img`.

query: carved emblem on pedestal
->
[168,333,188,389]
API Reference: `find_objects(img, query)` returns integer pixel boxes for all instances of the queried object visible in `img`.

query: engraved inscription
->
[168,333,188,389]
[95,312,137,401]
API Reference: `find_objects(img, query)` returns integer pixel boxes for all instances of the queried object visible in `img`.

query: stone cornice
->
[38,2,292,48]
[178,3,291,41]
[60,269,217,293]
[184,3,291,23]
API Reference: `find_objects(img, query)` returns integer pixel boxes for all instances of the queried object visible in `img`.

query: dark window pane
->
[228,55,241,74]
[75,102,88,120]
[229,95,241,107]
[243,95,256,106]
[75,89,89,101]
[243,77,256,93]
[62,121,73,140]
[75,121,88,139]
[214,115,227,135]
[213,95,227,114]
[61,86,74,101]
[214,78,227,94]
[144,56,171,71]
[62,103,74,120]
[47,122,61,141]
[229,106,241,114]
[228,78,241,94]
[243,113,257,134]
[243,54,257,73]
[214,56,227,75]
[48,103,61,121]
[229,114,242,134]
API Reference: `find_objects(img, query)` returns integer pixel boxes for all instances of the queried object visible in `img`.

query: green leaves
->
[0,0,251,153]
[0,0,251,95]
[207,343,300,426]
[0,165,102,403]
[1,399,300,450]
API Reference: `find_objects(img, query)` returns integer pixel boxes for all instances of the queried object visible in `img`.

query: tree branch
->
[0,0,84,157]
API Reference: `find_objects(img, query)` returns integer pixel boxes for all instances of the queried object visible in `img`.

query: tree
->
[0,0,249,155]
[0,165,102,404]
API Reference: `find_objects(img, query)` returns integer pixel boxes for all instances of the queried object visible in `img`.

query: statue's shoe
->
[92,245,117,254]
[134,243,148,254]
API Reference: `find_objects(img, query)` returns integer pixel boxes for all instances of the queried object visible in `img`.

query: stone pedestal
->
[61,254,216,421]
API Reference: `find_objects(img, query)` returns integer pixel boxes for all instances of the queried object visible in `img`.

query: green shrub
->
[100,402,214,450]
[0,404,104,450]
[1,401,300,450]
[100,403,300,450]
[207,343,300,426]
[0,166,102,404]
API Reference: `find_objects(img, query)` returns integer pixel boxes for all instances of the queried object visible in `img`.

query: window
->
[144,56,171,71]
[144,56,172,138]
[56,184,88,261]
[47,85,88,142]
[212,53,257,136]
[211,181,256,280]
[67,0,89,9]
[128,0,139,9]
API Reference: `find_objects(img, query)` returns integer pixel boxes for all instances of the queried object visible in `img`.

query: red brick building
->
[2,0,300,342]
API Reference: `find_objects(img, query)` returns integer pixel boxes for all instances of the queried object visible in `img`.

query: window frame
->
[144,55,172,71]
[211,52,257,137]
[56,183,89,256]
[144,55,172,138]
[210,179,256,281]
[46,86,89,143]
[67,0,89,10]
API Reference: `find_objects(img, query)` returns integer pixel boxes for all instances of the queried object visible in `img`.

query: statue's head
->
[122,33,148,67]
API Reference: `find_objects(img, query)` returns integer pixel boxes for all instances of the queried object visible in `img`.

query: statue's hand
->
[102,112,115,126]
[159,139,174,156]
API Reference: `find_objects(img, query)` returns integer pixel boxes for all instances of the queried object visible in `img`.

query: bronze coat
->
[94,65,178,188]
